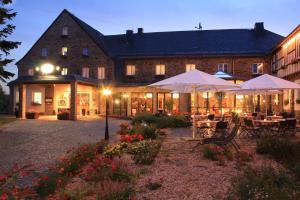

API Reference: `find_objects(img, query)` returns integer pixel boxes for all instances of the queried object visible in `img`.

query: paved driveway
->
[0,116,126,173]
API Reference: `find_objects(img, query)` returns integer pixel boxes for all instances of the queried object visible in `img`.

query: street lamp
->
[122,94,129,117]
[102,88,112,140]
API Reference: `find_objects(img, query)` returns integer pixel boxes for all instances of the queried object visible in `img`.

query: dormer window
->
[252,63,264,74]
[61,47,68,57]
[61,67,68,75]
[41,48,48,57]
[155,64,165,75]
[82,67,89,78]
[28,68,34,76]
[62,26,68,36]
[217,63,228,73]
[82,47,89,56]
[186,64,196,72]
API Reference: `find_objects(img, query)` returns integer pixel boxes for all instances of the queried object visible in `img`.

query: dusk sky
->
[2,0,300,93]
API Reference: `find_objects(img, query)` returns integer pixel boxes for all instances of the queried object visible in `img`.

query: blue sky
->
[2,0,300,93]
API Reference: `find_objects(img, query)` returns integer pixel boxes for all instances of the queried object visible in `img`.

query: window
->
[28,68,34,76]
[82,47,89,56]
[217,63,228,73]
[33,92,42,104]
[98,67,105,79]
[61,47,68,56]
[62,26,68,36]
[186,64,196,72]
[82,67,89,78]
[41,48,48,57]
[252,63,264,74]
[155,64,165,75]
[61,67,68,75]
[126,65,135,76]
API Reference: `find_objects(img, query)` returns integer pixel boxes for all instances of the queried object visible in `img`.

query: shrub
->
[134,124,157,139]
[117,123,131,135]
[202,145,222,161]
[131,113,157,125]
[57,112,70,120]
[104,142,129,158]
[228,166,300,200]
[128,140,162,165]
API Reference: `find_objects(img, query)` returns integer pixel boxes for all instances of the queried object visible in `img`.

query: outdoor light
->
[102,89,112,96]
[102,88,112,140]
[146,93,152,98]
[41,63,54,74]
[236,95,243,99]
[122,94,129,98]
[115,99,120,104]
[35,67,40,71]
[173,93,179,99]
[56,66,60,71]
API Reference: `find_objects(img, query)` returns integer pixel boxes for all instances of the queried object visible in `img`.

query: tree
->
[0,0,20,82]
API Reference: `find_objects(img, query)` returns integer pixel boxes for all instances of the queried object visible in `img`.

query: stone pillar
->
[152,92,157,114]
[291,89,295,114]
[18,84,26,119]
[70,81,77,120]
[127,93,132,116]
[179,93,190,113]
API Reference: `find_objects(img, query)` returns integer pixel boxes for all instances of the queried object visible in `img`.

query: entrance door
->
[77,92,90,116]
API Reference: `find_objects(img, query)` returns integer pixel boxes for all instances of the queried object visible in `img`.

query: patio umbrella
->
[148,69,239,139]
[235,74,300,116]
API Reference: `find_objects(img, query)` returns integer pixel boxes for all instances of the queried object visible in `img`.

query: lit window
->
[156,64,165,75]
[82,67,89,78]
[186,64,196,72]
[252,63,263,74]
[82,47,89,56]
[126,65,135,76]
[33,92,42,104]
[28,68,34,76]
[41,48,48,57]
[61,67,68,75]
[218,63,228,73]
[98,67,105,79]
[61,47,68,56]
[62,26,68,36]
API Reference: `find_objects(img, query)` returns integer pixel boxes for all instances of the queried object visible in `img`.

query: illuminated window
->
[61,67,68,75]
[218,63,228,73]
[186,64,196,72]
[82,67,89,78]
[126,65,135,76]
[33,92,42,104]
[61,47,68,56]
[28,68,34,76]
[98,67,105,79]
[41,48,48,57]
[155,64,165,75]
[252,63,263,74]
[62,26,68,36]
[82,47,89,56]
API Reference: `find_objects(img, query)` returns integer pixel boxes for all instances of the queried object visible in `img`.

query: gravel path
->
[0,116,126,173]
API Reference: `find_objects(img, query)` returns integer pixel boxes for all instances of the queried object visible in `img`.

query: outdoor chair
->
[196,121,213,137]
[271,120,288,136]
[238,118,251,137]
[286,119,297,136]
[244,118,260,137]
[202,123,240,151]
[207,114,215,120]
[213,121,228,138]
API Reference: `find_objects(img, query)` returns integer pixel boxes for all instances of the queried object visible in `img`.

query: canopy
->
[149,69,239,93]
[149,69,239,139]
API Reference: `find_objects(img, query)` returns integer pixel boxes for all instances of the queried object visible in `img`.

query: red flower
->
[59,167,65,174]
[0,175,6,182]
[0,193,7,200]
[111,162,117,172]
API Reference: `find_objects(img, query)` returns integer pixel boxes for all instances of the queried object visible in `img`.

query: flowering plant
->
[120,134,144,143]
[117,122,131,135]
[104,142,129,158]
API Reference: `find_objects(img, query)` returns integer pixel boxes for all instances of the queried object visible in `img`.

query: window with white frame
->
[252,63,264,74]
[82,67,89,78]
[98,67,105,79]
[126,65,135,76]
[62,26,68,36]
[61,67,68,75]
[28,68,34,76]
[33,92,42,104]
[155,64,165,75]
[82,47,89,56]
[217,63,228,73]
[186,64,196,72]
[41,48,48,57]
[61,47,68,56]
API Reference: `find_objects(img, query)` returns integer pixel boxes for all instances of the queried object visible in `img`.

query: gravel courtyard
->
[0,116,126,173]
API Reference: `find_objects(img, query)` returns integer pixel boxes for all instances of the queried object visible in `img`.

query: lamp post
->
[122,94,129,116]
[102,88,112,140]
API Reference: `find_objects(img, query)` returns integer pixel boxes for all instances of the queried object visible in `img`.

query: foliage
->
[0,86,9,114]
[0,0,21,82]
[120,134,144,143]
[133,124,158,139]
[117,122,131,135]
[284,99,290,106]
[228,166,300,200]
[104,142,129,158]
[128,140,162,165]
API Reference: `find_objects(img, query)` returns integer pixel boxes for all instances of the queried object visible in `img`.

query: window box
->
[26,112,39,119]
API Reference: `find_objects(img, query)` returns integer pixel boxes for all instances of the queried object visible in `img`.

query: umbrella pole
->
[192,87,196,139]
[265,93,268,118]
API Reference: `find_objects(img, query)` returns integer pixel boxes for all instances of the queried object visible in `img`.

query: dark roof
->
[102,29,284,58]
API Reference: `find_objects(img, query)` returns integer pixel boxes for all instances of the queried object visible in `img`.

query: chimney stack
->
[137,28,143,34]
[254,22,265,36]
[126,29,133,43]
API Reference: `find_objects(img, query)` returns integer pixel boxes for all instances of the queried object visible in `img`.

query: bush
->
[202,145,222,161]
[128,140,162,165]
[133,124,157,139]
[228,166,300,200]
[57,112,70,120]
[132,113,157,125]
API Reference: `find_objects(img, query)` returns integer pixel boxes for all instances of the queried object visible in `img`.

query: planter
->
[26,112,39,119]
[57,112,70,120]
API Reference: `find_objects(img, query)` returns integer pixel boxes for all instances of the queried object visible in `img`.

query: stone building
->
[9,9,288,119]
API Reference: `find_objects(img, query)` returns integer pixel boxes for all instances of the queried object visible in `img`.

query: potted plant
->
[296,99,300,104]
[26,111,39,119]
[57,111,70,120]
[284,99,289,106]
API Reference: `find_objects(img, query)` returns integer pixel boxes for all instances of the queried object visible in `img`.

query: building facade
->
[9,9,289,119]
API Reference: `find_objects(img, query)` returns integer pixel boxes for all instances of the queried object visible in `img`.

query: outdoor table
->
[254,119,280,136]
[267,115,283,120]
[196,120,219,137]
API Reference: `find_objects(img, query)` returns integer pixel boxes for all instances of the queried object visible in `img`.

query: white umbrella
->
[237,74,300,116]
[149,69,239,138]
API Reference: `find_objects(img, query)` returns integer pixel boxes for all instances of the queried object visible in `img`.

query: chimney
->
[137,28,143,34]
[254,22,265,36]
[126,29,133,43]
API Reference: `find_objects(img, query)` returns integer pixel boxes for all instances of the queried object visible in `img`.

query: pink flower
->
[111,162,117,172]
[0,175,6,182]
[0,193,7,200]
